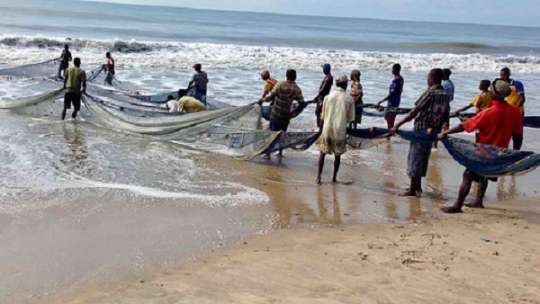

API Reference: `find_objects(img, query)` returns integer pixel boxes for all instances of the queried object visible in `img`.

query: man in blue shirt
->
[442,68,455,103]
[377,63,404,129]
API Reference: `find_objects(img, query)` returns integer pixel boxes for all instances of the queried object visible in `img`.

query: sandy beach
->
[52,197,540,304]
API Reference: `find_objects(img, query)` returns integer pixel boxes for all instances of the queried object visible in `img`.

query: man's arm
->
[389,91,428,133]
[438,124,465,139]
[377,94,390,107]
[452,104,473,116]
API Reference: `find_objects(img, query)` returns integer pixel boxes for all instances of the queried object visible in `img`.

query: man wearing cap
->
[188,63,208,105]
[316,75,355,184]
[260,70,277,99]
[315,63,334,129]
[438,79,523,213]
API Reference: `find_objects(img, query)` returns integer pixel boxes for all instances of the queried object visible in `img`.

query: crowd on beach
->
[56,43,527,215]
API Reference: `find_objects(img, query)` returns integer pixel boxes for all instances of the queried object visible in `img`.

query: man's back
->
[414,85,450,131]
[463,100,523,148]
[321,88,354,137]
[65,67,86,94]
[271,80,304,122]
[193,71,208,94]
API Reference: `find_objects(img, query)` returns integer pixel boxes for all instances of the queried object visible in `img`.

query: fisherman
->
[500,67,525,150]
[62,57,86,120]
[188,63,208,105]
[349,69,363,129]
[165,90,207,113]
[104,52,115,85]
[258,69,305,159]
[260,70,278,99]
[57,44,72,79]
[453,80,492,115]
[316,75,355,184]
[315,63,334,128]
[442,68,455,103]
[439,80,523,213]
[377,63,404,129]
[390,68,450,197]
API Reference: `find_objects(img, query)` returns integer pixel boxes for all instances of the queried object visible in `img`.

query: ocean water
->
[1,1,540,302]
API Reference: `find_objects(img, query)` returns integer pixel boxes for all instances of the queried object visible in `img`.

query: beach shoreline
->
[50,197,540,304]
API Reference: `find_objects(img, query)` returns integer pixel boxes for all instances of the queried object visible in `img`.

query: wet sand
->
[1,111,539,303]
[52,197,540,304]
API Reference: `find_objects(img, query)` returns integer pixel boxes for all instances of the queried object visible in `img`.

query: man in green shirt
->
[62,57,87,120]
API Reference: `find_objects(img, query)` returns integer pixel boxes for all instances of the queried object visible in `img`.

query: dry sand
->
[55,198,540,304]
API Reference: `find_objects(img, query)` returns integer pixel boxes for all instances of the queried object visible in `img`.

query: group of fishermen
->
[257,64,525,214]
[57,45,209,119]
[57,43,527,214]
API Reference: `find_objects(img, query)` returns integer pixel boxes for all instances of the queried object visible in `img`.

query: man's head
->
[350,69,361,81]
[335,75,348,90]
[500,67,511,82]
[442,68,452,80]
[177,89,188,98]
[260,70,270,81]
[322,63,331,75]
[490,79,511,101]
[392,63,401,76]
[73,57,81,67]
[106,52,111,58]
[479,79,491,91]
[193,64,202,72]
[427,68,444,87]
[286,69,297,82]
[64,44,69,50]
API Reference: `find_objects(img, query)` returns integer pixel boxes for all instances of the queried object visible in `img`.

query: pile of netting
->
[0,58,61,79]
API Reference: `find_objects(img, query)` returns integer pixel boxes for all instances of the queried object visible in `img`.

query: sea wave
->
[1,36,540,73]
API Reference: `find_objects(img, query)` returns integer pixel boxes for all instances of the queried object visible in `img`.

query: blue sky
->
[86,0,538,27]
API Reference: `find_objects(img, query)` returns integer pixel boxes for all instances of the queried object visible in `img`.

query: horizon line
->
[81,0,540,29]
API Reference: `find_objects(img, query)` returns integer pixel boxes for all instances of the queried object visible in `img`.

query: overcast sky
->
[86,0,539,27]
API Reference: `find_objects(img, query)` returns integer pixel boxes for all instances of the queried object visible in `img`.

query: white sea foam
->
[1,35,540,73]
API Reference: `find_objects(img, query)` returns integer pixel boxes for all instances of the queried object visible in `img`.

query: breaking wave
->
[1,35,540,73]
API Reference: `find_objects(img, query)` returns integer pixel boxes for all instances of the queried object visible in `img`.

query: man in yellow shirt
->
[260,70,278,99]
[453,80,492,115]
[177,89,207,113]
[500,67,525,113]
[62,57,86,120]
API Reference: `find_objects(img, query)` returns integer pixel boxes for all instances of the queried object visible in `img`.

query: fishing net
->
[0,58,60,79]
[443,137,540,177]
[524,116,540,128]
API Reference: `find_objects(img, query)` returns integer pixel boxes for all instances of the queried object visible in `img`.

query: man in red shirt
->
[438,79,523,213]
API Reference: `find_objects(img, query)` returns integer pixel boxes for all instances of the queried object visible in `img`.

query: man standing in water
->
[316,75,355,184]
[377,63,404,129]
[259,69,305,159]
[57,44,72,79]
[349,69,363,129]
[188,63,208,105]
[62,57,86,120]
[315,63,334,129]
[500,67,525,150]
[439,80,523,213]
[104,52,115,85]
[390,68,450,197]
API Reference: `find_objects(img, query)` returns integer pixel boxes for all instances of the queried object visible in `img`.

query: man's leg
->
[317,152,326,184]
[466,179,488,209]
[62,93,70,120]
[61,109,67,120]
[332,155,341,183]
[442,173,473,213]
[513,134,523,151]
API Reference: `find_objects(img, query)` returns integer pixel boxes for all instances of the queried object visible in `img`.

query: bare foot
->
[465,203,485,209]
[399,189,420,197]
[441,206,463,214]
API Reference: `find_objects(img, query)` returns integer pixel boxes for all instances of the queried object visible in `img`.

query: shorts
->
[407,141,432,178]
[385,112,397,124]
[269,119,289,132]
[463,169,497,183]
[64,92,81,111]
[59,61,69,70]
